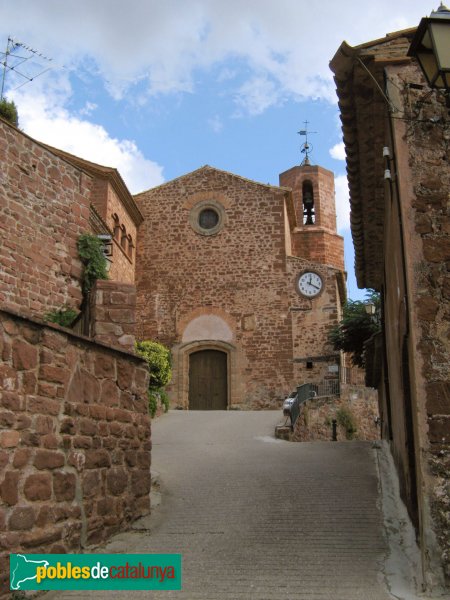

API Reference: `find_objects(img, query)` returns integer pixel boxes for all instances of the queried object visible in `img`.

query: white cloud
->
[234,75,281,116]
[334,175,350,233]
[208,115,223,133]
[78,101,98,117]
[0,0,429,115]
[11,79,164,195]
[329,142,346,161]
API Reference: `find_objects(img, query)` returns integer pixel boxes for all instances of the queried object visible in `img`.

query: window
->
[199,208,219,230]
[127,234,134,259]
[120,225,127,250]
[189,200,226,236]
[302,180,315,225]
[112,213,121,241]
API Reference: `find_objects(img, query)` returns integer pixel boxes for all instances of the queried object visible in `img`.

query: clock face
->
[297,271,323,298]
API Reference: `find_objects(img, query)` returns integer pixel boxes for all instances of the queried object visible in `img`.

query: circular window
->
[189,200,226,236]
[199,208,219,230]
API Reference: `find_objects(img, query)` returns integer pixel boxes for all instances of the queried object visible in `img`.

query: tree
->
[329,290,381,368]
[0,97,19,127]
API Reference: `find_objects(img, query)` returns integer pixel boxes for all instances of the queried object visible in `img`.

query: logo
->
[10,554,182,591]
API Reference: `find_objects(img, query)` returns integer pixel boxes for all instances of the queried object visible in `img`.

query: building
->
[331,26,450,591]
[0,116,150,596]
[135,162,345,409]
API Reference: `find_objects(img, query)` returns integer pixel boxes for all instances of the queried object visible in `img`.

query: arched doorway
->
[189,349,228,410]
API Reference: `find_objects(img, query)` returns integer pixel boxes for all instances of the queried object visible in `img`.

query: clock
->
[297,271,323,298]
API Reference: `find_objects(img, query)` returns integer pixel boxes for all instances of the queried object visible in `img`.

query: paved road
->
[44,411,393,600]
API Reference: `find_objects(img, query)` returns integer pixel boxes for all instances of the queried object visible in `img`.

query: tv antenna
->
[1,36,54,101]
[298,120,317,165]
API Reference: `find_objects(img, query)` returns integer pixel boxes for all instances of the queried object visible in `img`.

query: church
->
[134,158,346,409]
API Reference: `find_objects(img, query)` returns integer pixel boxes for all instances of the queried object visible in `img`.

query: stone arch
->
[177,307,236,341]
[182,314,233,343]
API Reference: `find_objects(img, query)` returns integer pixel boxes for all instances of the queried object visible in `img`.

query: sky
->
[0,0,432,300]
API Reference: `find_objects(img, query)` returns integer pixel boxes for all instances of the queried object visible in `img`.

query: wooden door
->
[189,350,228,410]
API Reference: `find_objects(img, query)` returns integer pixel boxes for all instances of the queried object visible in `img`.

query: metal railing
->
[339,366,366,386]
[283,383,313,431]
[284,379,340,430]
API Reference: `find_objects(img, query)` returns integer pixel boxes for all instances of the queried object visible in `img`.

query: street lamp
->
[408,3,450,98]
[364,302,376,316]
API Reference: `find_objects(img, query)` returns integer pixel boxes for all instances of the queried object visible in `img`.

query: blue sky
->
[0,0,431,300]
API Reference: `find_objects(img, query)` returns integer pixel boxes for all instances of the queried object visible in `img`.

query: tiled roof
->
[330,28,415,289]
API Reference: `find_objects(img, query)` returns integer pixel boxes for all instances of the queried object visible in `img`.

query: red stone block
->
[73,436,92,449]
[12,447,31,468]
[0,430,20,448]
[34,414,54,434]
[21,371,37,394]
[100,379,120,406]
[0,411,14,428]
[131,470,150,497]
[41,330,68,351]
[15,414,31,429]
[84,449,111,469]
[89,404,107,420]
[82,470,101,497]
[21,526,62,548]
[24,473,52,501]
[93,354,116,379]
[0,470,19,505]
[53,471,76,501]
[106,467,128,496]
[27,396,61,416]
[79,418,97,436]
[12,338,38,370]
[34,449,65,469]
[8,505,35,530]
[42,434,59,449]
[67,367,101,404]
[39,364,69,385]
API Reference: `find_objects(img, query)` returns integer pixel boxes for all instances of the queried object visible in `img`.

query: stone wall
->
[0,308,150,597]
[0,118,91,318]
[387,62,450,586]
[90,280,137,352]
[292,386,380,442]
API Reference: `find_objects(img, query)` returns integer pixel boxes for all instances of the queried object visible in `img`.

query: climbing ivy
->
[77,233,108,293]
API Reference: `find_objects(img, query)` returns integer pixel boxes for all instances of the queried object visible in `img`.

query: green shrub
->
[77,233,108,293]
[336,406,357,440]
[44,306,79,328]
[135,340,172,389]
[148,390,158,418]
[136,340,172,417]
[0,97,19,126]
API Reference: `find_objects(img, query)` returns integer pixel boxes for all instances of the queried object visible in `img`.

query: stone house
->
[135,162,346,409]
[331,27,450,591]
[0,116,150,597]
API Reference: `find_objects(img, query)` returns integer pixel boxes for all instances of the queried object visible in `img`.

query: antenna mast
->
[0,36,54,100]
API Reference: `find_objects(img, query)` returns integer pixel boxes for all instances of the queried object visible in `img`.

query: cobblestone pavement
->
[44,411,395,600]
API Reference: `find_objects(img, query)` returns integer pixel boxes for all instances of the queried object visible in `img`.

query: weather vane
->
[298,121,317,165]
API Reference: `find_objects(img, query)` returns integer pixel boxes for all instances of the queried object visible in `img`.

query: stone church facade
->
[135,162,345,409]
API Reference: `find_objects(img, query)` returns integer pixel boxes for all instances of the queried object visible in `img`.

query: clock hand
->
[310,282,320,290]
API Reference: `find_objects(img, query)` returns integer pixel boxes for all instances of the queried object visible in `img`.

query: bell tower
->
[279,127,344,271]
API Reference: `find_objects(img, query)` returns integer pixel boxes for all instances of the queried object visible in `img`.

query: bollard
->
[332,419,337,441]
